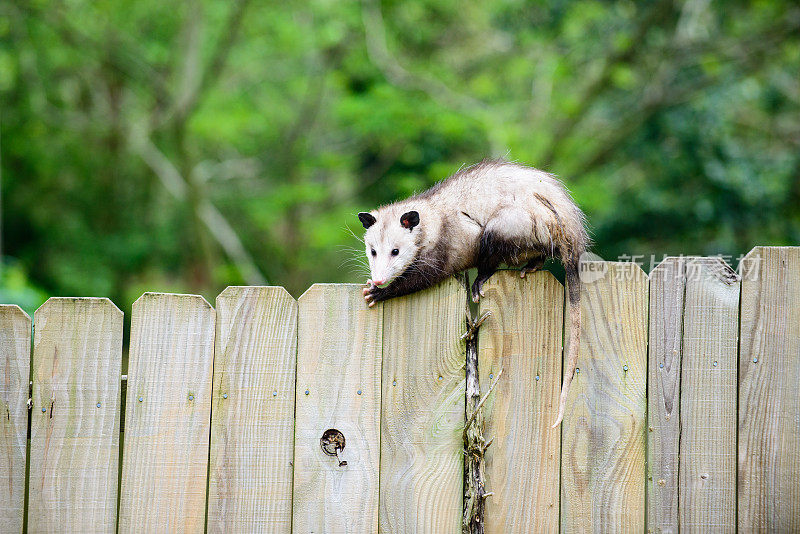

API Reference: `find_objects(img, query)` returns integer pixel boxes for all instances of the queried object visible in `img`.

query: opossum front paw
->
[363,280,383,308]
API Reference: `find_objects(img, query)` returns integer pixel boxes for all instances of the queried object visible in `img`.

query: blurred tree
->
[0,0,798,315]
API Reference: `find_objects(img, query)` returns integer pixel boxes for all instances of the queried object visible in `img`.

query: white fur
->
[361,159,588,284]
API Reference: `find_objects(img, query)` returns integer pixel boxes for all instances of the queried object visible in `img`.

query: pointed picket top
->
[298,283,365,303]
[34,296,122,319]
[0,304,31,322]
[510,267,562,287]
[132,292,213,311]
[217,285,295,304]
[738,246,800,279]
[579,259,648,286]
[686,256,740,285]
[650,256,694,278]
[649,255,739,282]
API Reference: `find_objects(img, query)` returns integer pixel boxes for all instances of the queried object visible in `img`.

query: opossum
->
[357,159,589,427]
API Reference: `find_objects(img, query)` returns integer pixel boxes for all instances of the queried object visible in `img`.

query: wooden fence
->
[0,245,798,533]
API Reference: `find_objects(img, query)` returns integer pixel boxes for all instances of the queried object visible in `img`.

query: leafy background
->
[2,0,799,319]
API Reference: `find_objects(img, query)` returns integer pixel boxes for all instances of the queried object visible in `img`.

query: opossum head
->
[358,209,420,287]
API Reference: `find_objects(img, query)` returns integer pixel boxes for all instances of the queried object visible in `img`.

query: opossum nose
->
[372,279,385,286]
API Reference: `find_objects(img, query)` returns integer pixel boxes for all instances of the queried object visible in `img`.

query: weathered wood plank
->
[560,262,648,533]
[738,246,800,531]
[292,284,382,533]
[28,298,123,533]
[478,271,562,533]
[647,257,685,534]
[679,258,738,531]
[208,287,298,533]
[119,293,215,533]
[0,305,30,533]
[379,277,465,533]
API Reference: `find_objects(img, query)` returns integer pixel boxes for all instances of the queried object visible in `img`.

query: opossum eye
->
[371,249,376,257]
[391,249,399,256]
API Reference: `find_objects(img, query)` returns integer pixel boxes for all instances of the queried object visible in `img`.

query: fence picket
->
[28,298,122,533]
[678,258,738,531]
[0,305,30,533]
[291,284,382,532]
[119,293,215,533]
[738,246,800,530]
[561,262,648,532]
[208,287,297,533]
[647,257,685,533]
[379,277,465,533]
[478,271,562,532]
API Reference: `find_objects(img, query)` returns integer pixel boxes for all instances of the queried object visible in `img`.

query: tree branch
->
[133,134,268,285]
[569,15,800,178]
[162,0,252,127]
[360,0,487,115]
[539,0,677,168]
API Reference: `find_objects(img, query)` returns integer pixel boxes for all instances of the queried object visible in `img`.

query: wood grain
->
[678,257,738,531]
[292,284,382,533]
[647,257,685,534]
[0,305,30,533]
[478,271,562,533]
[208,287,298,533]
[379,277,465,533]
[738,246,800,531]
[28,298,123,533]
[119,293,215,534]
[560,262,648,533]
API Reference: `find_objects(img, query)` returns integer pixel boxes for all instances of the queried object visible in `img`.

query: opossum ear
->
[358,212,377,229]
[400,211,419,230]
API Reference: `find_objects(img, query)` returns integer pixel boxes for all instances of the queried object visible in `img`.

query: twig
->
[463,368,504,437]
[461,311,491,340]
[462,297,497,534]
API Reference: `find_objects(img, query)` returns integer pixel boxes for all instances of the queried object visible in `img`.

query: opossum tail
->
[552,256,581,428]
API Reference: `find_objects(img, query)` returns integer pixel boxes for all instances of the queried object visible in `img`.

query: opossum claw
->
[364,284,381,307]
[521,257,545,278]
[520,265,541,278]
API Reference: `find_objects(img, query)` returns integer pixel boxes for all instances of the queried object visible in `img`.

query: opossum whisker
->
[343,223,365,244]
[339,259,370,273]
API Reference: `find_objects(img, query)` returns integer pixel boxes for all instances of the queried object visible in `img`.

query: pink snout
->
[372,279,385,286]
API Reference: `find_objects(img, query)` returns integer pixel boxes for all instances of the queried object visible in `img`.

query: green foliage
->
[0,260,47,318]
[0,0,798,317]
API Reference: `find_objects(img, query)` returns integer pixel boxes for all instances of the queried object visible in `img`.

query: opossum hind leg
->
[519,255,545,278]
[472,210,533,302]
